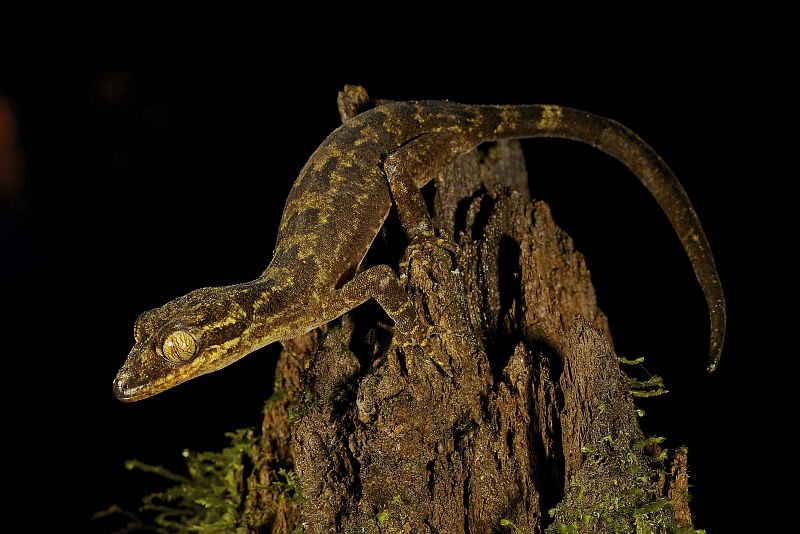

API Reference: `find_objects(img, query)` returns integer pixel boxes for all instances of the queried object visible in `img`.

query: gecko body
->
[114,89,725,402]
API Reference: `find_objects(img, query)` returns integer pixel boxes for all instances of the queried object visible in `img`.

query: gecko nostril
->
[113,371,131,397]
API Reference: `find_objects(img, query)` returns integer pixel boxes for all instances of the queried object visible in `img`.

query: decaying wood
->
[247,141,698,533]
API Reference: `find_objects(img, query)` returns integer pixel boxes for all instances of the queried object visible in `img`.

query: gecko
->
[113,85,725,402]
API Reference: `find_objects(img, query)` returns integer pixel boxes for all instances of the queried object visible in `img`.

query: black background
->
[2,37,767,531]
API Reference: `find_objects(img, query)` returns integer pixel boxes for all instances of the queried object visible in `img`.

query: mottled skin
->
[114,88,725,401]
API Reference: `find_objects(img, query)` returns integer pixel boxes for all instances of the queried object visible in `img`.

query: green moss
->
[501,518,523,532]
[379,402,394,418]
[94,427,312,533]
[340,342,358,360]
[546,365,701,533]
[372,494,409,526]
[627,376,664,389]
[627,375,668,397]
[363,373,382,389]
[631,499,670,516]
[618,356,670,398]
[287,399,320,425]
[270,468,308,505]
[630,389,669,398]
[619,356,645,365]
[634,436,666,450]
[95,429,263,533]
[263,390,286,412]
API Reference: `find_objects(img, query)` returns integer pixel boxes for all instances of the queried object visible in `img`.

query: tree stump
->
[246,141,698,533]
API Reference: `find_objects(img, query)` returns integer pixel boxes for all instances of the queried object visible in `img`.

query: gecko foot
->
[394,323,453,378]
[399,231,459,283]
[337,85,371,122]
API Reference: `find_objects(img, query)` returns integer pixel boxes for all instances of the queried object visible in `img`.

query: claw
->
[400,232,459,282]
[395,323,452,378]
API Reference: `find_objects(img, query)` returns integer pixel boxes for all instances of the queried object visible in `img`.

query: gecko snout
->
[113,369,135,402]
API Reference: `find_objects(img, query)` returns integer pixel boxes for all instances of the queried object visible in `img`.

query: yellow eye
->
[162,330,197,363]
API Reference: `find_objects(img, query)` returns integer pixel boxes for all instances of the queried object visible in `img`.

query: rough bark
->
[246,141,698,533]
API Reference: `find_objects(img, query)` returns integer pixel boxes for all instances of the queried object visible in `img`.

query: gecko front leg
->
[333,265,433,348]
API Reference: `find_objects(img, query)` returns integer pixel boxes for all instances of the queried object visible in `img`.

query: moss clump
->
[270,468,307,505]
[619,357,667,397]
[546,433,678,533]
[95,429,267,533]
[545,359,699,533]
[287,399,320,426]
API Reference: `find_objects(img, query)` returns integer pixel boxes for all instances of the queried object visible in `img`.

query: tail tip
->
[706,345,722,373]
[707,311,725,373]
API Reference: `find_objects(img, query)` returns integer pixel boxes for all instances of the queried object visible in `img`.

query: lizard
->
[113,85,725,402]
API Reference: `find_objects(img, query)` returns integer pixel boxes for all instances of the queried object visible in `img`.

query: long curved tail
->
[489,104,725,371]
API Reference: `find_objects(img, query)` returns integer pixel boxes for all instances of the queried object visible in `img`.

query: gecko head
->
[113,286,252,402]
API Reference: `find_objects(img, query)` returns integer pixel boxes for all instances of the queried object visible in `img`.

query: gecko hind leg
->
[337,85,396,122]
[384,132,470,277]
[337,85,371,122]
